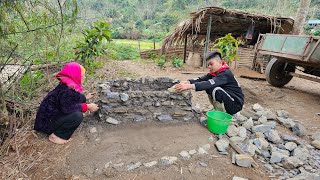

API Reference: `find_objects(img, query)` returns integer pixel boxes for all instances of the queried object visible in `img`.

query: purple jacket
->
[34,83,86,134]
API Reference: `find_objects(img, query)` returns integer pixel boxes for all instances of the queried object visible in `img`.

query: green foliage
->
[171,54,183,67]
[212,33,240,64]
[106,43,140,60]
[157,58,166,69]
[19,70,44,95]
[75,19,111,67]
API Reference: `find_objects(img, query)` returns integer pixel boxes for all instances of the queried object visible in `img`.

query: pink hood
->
[55,62,84,92]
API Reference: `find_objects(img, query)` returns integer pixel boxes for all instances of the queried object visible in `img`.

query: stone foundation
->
[97,77,199,124]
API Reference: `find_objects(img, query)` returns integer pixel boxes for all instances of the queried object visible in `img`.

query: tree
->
[292,0,312,35]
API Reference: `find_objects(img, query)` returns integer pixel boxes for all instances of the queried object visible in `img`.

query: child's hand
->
[175,83,193,91]
[86,92,96,100]
[87,103,99,112]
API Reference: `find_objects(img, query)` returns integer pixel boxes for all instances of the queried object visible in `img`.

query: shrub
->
[172,57,183,67]
[106,43,140,60]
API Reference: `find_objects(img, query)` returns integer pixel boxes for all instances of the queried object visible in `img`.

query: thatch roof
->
[162,6,294,50]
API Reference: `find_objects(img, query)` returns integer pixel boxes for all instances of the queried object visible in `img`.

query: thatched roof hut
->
[162,6,294,57]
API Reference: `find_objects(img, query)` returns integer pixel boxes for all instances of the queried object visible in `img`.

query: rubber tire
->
[265,57,295,87]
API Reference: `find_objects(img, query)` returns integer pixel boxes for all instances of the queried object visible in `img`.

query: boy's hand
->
[180,81,190,84]
[87,103,99,112]
[86,92,96,100]
[175,83,193,91]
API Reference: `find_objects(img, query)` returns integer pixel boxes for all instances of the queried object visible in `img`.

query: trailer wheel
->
[265,57,295,87]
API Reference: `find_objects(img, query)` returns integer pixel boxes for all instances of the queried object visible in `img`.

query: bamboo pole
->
[203,15,212,68]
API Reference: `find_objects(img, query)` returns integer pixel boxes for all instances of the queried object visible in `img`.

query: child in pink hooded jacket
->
[34,62,99,144]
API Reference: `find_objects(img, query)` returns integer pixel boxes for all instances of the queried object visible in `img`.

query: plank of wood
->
[224,136,259,168]
[181,71,207,74]
[240,75,266,81]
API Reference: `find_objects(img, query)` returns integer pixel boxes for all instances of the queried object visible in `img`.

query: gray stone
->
[270,151,289,163]
[235,154,254,168]
[192,104,201,113]
[237,114,248,122]
[104,161,112,169]
[157,114,173,122]
[261,150,271,158]
[264,130,282,143]
[282,157,304,169]
[160,156,178,165]
[113,163,124,168]
[127,162,142,171]
[252,123,276,133]
[256,110,268,118]
[265,109,278,120]
[285,142,298,151]
[258,116,268,125]
[238,127,247,138]
[281,134,298,141]
[293,146,310,161]
[155,102,161,107]
[197,147,208,155]
[277,110,290,118]
[183,114,194,121]
[179,151,191,159]
[275,148,290,157]
[287,172,320,180]
[90,127,97,133]
[227,125,239,137]
[143,161,158,168]
[215,139,229,152]
[106,117,120,125]
[253,138,269,150]
[312,132,320,141]
[199,162,208,167]
[232,176,248,180]
[119,93,129,101]
[243,118,254,129]
[253,103,264,112]
[106,92,120,99]
[311,140,320,150]
[189,149,197,155]
[264,164,274,172]
[133,116,146,122]
[292,123,307,137]
[247,143,258,156]
[277,117,296,128]
[201,144,211,151]
[230,136,246,142]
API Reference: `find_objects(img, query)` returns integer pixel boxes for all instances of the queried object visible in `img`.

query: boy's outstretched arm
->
[188,73,212,84]
[193,75,228,91]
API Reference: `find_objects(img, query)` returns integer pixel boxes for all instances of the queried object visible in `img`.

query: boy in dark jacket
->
[175,51,244,115]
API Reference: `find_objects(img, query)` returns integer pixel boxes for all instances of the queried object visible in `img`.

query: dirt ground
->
[1,60,320,180]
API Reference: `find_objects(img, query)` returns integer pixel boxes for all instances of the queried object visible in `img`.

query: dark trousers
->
[51,94,86,140]
[51,112,83,140]
[208,87,240,115]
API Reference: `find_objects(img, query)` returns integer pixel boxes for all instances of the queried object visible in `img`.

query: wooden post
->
[153,39,156,49]
[203,15,212,68]
[183,34,188,63]
[138,39,141,53]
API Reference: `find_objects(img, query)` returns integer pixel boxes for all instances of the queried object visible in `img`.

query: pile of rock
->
[214,103,320,180]
[96,77,200,124]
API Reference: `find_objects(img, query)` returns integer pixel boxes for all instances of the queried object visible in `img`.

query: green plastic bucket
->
[206,110,233,134]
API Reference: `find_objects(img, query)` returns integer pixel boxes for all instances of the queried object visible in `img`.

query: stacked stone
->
[219,103,320,180]
[97,77,199,124]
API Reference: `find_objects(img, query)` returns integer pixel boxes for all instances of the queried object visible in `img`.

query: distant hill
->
[78,0,320,40]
